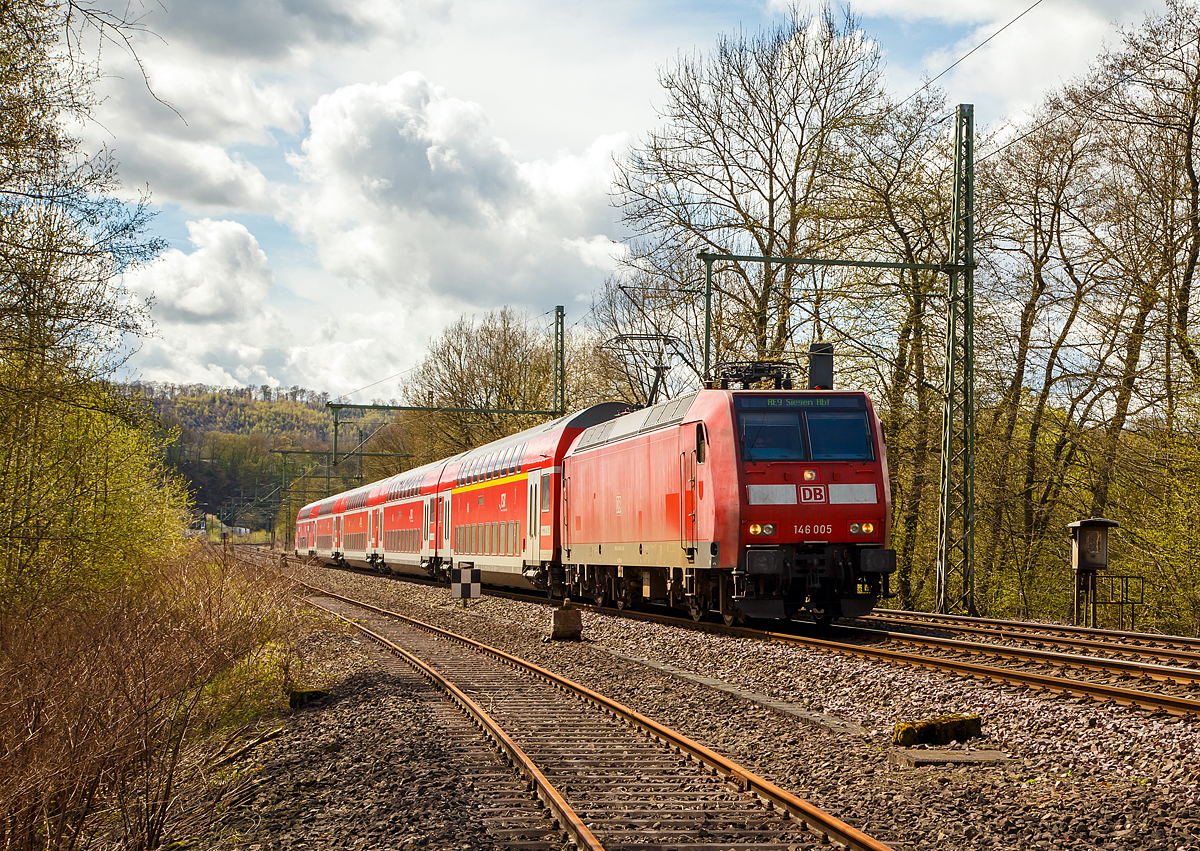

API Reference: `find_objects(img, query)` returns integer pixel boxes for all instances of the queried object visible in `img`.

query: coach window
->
[696,423,708,464]
[540,472,552,513]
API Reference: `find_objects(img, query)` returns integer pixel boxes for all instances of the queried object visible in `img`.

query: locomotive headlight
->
[850,522,877,535]
[748,523,777,536]
[803,469,818,482]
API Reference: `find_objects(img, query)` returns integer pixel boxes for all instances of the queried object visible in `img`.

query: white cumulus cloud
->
[284,72,627,312]
[129,219,275,323]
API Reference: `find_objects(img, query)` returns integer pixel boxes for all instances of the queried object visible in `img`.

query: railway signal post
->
[1068,517,1119,627]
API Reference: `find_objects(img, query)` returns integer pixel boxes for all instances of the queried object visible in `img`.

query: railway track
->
[266,548,1200,720]
[299,580,896,851]
[860,609,1200,666]
[832,624,1200,687]
[426,577,1200,718]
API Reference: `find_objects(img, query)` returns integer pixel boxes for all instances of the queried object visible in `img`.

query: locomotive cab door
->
[680,450,697,557]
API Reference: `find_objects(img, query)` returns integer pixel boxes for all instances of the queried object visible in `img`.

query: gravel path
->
[210,565,1200,850]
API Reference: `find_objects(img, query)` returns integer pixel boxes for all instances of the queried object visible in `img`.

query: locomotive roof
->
[573,392,698,453]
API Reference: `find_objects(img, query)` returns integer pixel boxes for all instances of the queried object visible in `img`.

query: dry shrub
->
[0,544,300,851]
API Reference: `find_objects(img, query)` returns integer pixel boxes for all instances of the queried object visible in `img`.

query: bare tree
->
[612,4,887,372]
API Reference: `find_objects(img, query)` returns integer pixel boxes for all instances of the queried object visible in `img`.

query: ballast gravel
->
[230,564,1200,851]
[191,630,520,851]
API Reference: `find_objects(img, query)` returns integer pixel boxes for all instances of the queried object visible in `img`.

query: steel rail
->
[739,626,1200,718]
[848,626,1200,685]
[303,594,603,851]
[779,636,1200,717]
[866,608,1200,651]
[858,612,1200,667]
[298,579,896,851]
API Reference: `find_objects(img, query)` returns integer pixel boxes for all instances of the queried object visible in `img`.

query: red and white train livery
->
[296,387,896,623]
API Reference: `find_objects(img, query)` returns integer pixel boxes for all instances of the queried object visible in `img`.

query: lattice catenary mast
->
[935,104,976,615]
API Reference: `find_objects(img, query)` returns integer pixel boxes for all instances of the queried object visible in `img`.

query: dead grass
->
[0,544,306,851]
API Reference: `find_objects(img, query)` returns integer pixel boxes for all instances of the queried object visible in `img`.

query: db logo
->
[500,493,507,510]
[799,486,827,503]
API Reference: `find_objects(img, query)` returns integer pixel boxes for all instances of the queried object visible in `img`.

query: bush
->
[0,546,300,851]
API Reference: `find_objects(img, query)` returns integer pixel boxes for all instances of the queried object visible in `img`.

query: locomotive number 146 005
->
[794,524,834,537]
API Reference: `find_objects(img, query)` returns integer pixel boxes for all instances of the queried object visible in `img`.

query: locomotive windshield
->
[740,412,805,461]
[736,395,874,462]
[806,411,873,460]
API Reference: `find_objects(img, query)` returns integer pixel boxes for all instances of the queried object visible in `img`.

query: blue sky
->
[100,0,1161,400]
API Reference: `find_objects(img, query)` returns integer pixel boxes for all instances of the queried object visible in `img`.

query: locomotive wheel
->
[722,612,744,626]
[687,595,707,622]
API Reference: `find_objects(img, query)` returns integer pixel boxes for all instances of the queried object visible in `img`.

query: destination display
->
[734,394,866,410]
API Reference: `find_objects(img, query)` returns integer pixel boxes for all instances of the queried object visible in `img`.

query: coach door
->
[422,498,432,556]
[335,516,342,551]
[442,497,451,552]
[528,478,541,563]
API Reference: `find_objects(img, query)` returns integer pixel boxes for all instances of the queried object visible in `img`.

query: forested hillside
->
[133,382,406,532]
[136,382,336,442]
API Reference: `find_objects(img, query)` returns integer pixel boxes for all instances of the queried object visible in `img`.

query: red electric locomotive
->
[297,365,895,624]
[557,380,895,623]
